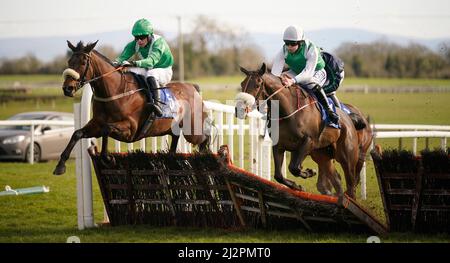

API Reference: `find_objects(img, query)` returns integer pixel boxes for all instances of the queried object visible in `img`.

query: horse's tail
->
[349,112,367,130]
[193,83,201,92]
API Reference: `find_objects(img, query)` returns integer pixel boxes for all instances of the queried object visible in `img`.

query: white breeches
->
[285,68,327,89]
[128,66,173,87]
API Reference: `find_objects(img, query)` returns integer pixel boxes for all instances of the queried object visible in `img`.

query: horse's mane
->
[263,71,284,88]
[92,50,114,66]
[73,41,85,52]
[262,70,309,98]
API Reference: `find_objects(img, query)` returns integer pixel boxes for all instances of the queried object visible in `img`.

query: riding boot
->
[328,92,341,109]
[146,76,163,117]
[313,85,340,125]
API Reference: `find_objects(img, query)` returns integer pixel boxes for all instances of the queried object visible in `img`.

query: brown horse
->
[53,41,210,175]
[315,103,373,196]
[236,63,364,198]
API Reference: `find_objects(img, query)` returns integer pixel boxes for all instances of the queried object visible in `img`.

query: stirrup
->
[328,111,340,124]
[148,103,163,117]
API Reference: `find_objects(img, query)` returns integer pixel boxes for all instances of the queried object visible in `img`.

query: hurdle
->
[88,144,387,235]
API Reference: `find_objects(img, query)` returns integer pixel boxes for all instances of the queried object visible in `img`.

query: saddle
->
[130,73,180,139]
[307,89,366,130]
[305,89,341,129]
[130,73,179,119]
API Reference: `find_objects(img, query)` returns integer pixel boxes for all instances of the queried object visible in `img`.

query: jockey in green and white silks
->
[271,25,339,125]
[114,18,174,117]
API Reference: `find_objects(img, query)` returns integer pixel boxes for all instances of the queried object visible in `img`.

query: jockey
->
[271,25,340,126]
[114,18,174,117]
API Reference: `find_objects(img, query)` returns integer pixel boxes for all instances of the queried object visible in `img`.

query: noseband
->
[62,51,92,92]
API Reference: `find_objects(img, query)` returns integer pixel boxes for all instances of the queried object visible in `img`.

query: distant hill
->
[0,28,448,62]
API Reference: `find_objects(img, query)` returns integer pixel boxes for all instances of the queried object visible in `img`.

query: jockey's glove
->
[112,61,120,68]
[121,61,136,67]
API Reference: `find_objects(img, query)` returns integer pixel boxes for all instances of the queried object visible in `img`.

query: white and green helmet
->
[132,18,153,36]
[283,25,304,41]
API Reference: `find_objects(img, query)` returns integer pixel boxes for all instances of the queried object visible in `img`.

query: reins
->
[70,51,143,102]
[250,75,316,120]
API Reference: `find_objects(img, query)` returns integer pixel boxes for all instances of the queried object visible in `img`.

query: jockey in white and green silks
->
[114,18,174,117]
[271,25,339,125]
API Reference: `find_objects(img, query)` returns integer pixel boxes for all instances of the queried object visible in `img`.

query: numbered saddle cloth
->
[157,88,180,119]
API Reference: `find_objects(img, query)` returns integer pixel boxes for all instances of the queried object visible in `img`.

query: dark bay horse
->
[53,41,210,175]
[236,63,365,198]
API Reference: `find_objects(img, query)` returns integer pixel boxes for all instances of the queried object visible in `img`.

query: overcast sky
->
[1,0,449,39]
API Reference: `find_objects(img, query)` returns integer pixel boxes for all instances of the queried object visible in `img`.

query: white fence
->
[372,124,449,155]
[72,85,450,229]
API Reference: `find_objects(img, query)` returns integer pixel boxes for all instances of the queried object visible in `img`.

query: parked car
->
[0,111,74,162]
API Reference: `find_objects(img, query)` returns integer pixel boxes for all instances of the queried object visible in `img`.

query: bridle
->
[241,74,316,120]
[74,51,92,89]
[65,51,142,102]
[69,52,123,90]
[242,73,266,104]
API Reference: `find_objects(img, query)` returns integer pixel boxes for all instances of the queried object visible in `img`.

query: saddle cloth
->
[131,73,179,119]
[158,88,180,119]
[307,90,352,129]
[314,97,356,129]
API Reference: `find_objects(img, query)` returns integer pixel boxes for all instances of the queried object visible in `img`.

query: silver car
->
[0,111,74,162]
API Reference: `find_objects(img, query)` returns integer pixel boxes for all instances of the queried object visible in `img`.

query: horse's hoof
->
[345,191,356,200]
[100,154,116,167]
[334,192,344,198]
[293,184,305,192]
[319,190,333,196]
[289,167,302,177]
[53,165,66,176]
[300,168,316,179]
[107,155,116,166]
[286,181,304,192]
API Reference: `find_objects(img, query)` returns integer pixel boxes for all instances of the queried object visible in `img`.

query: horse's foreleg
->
[289,137,315,179]
[169,135,180,153]
[53,122,100,175]
[273,146,303,191]
[99,134,116,166]
[322,160,343,196]
[311,153,332,195]
[100,135,108,157]
[336,152,358,199]
[317,169,333,196]
[288,151,302,176]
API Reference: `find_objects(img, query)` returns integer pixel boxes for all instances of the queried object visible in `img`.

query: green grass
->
[0,74,62,84]
[343,77,450,87]
[0,75,450,242]
[0,98,77,120]
[1,160,449,243]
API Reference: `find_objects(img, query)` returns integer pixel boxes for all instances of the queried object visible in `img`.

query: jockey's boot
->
[328,91,341,109]
[313,85,340,125]
[146,76,163,117]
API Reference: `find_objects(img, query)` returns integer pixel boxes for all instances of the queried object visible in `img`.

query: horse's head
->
[235,63,266,119]
[62,40,98,97]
